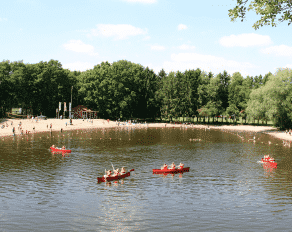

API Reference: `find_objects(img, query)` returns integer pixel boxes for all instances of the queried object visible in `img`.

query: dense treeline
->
[1,59,291,129]
[0,60,79,118]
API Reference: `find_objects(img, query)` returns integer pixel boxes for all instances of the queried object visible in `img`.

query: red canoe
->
[50,146,71,153]
[153,167,190,174]
[259,158,277,168]
[97,169,134,182]
[263,162,277,168]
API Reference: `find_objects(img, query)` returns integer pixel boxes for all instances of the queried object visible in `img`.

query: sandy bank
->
[206,125,292,141]
[1,118,291,142]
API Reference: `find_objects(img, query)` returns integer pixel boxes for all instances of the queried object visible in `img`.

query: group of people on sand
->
[161,162,184,170]
[262,155,275,163]
[104,167,127,178]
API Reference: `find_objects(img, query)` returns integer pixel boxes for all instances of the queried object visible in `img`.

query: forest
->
[1,59,292,129]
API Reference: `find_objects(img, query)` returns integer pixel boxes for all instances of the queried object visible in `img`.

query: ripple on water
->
[1,128,292,231]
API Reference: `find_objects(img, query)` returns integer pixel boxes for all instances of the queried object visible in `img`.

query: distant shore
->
[0,118,291,142]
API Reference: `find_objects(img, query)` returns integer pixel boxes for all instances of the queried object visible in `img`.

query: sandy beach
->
[1,118,291,142]
[206,124,292,142]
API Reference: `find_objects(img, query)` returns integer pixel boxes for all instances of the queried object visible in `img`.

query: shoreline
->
[0,118,291,142]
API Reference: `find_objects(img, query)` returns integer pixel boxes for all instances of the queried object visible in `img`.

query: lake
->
[1,126,292,231]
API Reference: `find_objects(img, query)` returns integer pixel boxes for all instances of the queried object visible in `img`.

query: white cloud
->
[63,62,95,71]
[178,44,195,50]
[261,45,292,56]
[63,40,98,56]
[151,45,165,50]
[178,24,188,31]
[121,0,156,3]
[90,24,147,40]
[219,33,272,47]
[162,53,257,77]
[143,36,151,41]
[0,18,8,22]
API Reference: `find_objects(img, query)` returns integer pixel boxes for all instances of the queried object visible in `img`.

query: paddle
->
[111,162,115,172]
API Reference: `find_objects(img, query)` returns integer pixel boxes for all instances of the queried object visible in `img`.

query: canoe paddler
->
[113,168,119,176]
[62,146,66,149]
[170,162,175,169]
[105,170,112,177]
[161,164,168,170]
[179,163,184,169]
[264,155,270,160]
[52,145,55,148]
[121,167,126,174]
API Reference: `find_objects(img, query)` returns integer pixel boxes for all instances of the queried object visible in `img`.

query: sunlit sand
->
[0,118,290,142]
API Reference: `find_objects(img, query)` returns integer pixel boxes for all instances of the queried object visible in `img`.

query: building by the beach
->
[72,105,98,119]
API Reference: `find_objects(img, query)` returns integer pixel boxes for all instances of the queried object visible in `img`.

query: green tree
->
[155,69,167,120]
[198,72,223,123]
[198,71,213,110]
[31,60,73,117]
[263,71,273,85]
[229,0,292,30]
[216,70,231,111]
[0,60,14,117]
[253,74,263,89]
[246,68,292,128]
[227,72,244,122]
[158,71,179,122]
[79,60,159,120]
[184,68,202,116]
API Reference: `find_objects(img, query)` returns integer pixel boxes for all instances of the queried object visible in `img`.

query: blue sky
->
[1,0,292,77]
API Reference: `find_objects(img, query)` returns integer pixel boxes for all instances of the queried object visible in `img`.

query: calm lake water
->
[1,126,292,231]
